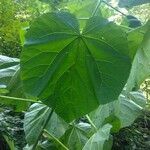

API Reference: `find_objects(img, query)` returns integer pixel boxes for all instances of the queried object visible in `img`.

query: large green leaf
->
[21,12,131,122]
[126,27,150,91]
[24,103,68,146]
[82,124,112,150]
[89,90,146,130]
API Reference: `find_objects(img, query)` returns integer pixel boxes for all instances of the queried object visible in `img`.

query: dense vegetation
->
[0,0,150,150]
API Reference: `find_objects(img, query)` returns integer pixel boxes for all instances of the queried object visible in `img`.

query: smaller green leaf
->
[76,122,93,137]
[103,115,121,133]
[127,21,150,59]
[0,55,28,111]
[89,90,146,130]
[60,123,90,150]
[118,94,145,127]
[82,124,112,150]
[24,103,68,146]
[127,27,150,91]
[89,104,112,129]
[0,55,19,88]
[128,91,146,107]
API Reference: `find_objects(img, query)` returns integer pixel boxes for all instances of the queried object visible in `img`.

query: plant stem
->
[102,0,126,16]
[32,108,54,150]
[0,95,42,104]
[86,115,97,132]
[44,129,69,150]
[92,0,102,17]
[119,25,132,30]
[78,17,89,20]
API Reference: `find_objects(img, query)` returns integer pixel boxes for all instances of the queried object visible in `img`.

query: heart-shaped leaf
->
[21,12,131,122]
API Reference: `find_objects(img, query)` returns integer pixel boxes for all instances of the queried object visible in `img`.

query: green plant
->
[0,0,50,57]
[0,0,150,149]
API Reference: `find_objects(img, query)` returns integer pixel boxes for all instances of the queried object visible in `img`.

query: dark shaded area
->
[0,136,9,150]
[0,108,26,150]
[0,39,21,58]
[126,15,141,28]
[112,111,150,150]
[119,0,150,8]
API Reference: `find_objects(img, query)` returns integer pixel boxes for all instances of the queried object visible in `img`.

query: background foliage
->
[0,0,150,150]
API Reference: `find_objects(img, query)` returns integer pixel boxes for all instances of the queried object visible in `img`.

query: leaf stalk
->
[92,0,102,17]
[44,129,69,150]
[0,95,42,104]
[86,115,97,132]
